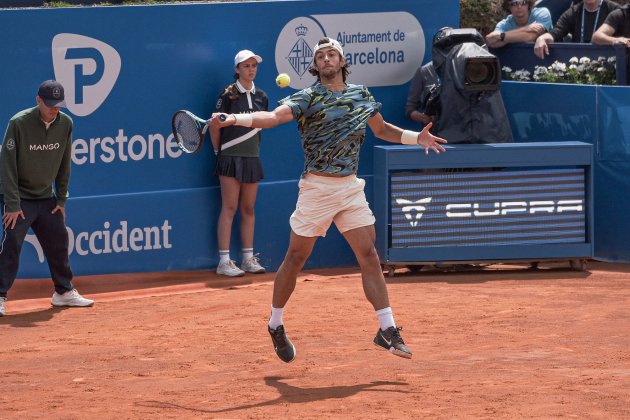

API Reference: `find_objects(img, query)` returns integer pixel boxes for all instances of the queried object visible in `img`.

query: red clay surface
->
[1,261,629,419]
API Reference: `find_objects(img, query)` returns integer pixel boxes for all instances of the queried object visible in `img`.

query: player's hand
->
[208,113,233,128]
[51,205,66,221]
[533,37,549,59]
[2,210,25,230]
[417,122,447,155]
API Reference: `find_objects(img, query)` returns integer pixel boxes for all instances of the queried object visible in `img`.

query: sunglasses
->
[509,0,528,6]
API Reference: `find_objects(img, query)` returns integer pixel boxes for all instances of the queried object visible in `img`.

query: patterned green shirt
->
[280,83,381,176]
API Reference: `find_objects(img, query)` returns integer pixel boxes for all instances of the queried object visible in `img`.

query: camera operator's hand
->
[410,110,433,126]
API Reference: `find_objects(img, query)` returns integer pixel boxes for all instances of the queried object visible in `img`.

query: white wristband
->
[234,114,253,127]
[401,129,418,145]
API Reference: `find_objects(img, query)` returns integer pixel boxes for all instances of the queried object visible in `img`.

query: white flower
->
[579,57,591,64]
[551,61,567,72]
[569,64,577,70]
[607,56,616,64]
[513,69,531,81]
[569,57,579,64]
[502,66,513,73]
[533,66,548,77]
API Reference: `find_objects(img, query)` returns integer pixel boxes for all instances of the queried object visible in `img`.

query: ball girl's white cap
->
[234,50,263,68]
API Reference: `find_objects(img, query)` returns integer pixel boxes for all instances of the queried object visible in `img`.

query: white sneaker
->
[51,288,94,307]
[216,260,245,277]
[241,255,266,274]
[0,296,6,316]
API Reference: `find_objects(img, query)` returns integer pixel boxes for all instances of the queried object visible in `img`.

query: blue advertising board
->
[0,0,460,277]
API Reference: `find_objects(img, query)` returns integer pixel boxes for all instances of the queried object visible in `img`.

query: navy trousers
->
[0,196,74,298]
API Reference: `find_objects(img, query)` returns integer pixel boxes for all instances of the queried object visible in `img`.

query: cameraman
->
[404,61,439,129]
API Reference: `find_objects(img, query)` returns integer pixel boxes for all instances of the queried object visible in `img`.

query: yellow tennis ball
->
[276,73,291,88]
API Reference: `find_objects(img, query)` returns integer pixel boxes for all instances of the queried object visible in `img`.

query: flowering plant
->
[502,56,617,85]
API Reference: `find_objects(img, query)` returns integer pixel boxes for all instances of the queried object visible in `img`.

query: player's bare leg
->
[272,231,317,308]
[343,225,412,359]
[267,231,317,363]
[342,225,389,309]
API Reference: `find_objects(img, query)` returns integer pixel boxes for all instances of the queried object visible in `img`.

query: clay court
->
[1,261,629,419]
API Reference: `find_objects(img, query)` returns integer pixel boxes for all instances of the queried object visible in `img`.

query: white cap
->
[313,37,344,57]
[234,50,263,68]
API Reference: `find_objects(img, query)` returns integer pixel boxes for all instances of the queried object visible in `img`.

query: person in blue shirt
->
[486,0,553,48]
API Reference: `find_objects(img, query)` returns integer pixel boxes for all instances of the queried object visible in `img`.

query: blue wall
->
[502,81,630,262]
[0,0,460,277]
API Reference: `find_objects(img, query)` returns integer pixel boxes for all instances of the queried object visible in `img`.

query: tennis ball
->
[276,73,291,88]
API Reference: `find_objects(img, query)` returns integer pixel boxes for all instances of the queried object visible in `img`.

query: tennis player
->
[210,38,447,362]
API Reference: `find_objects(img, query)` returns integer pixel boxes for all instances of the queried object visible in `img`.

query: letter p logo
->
[52,34,121,116]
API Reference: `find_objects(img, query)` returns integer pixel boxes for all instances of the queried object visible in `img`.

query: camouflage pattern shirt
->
[280,83,382,176]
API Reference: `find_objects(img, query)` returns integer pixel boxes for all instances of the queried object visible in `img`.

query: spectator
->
[534,0,620,59]
[486,0,553,48]
[404,62,439,129]
[592,5,630,47]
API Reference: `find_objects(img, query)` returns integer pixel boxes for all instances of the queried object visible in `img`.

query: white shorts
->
[289,173,375,237]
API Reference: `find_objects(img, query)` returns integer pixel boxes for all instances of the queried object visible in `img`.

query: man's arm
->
[534,32,555,59]
[0,120,25,229]
[592,23,630,46]
[487,24,545,48]
[210,104,294,129]
[405,67,425,119]
[54,122,72,209]
[367,112,447,155]
[534,6,573,59]
[0,121,21,212]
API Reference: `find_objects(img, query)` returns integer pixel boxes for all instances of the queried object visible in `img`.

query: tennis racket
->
[171,110,226,154]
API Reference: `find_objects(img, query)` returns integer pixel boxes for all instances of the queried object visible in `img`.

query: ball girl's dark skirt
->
[214,155,264,183]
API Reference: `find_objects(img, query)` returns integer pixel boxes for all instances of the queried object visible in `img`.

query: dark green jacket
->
[0,106,73,212]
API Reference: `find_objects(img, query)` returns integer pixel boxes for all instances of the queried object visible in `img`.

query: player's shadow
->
[136,376,411,414]
[0,307,67,328]
[384,265,591,285]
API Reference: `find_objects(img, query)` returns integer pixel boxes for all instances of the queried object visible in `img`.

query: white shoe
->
[51,288,94,307]
[216,260,245,277]
[241,255,266,274]
[0,296,6,316]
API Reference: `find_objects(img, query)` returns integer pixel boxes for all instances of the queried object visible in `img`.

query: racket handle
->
[219,114,227,122]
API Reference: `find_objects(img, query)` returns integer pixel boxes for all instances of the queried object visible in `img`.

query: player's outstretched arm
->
[368,112,447,155]
[209,105,294,129]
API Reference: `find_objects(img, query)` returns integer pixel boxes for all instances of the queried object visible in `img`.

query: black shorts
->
[214,155,264,183]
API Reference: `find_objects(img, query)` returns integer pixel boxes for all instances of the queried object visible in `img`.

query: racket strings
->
[174,113,202,152]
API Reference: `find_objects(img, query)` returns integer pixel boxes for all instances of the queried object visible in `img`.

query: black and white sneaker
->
[268,325,296,363]
[373,326,412,359]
